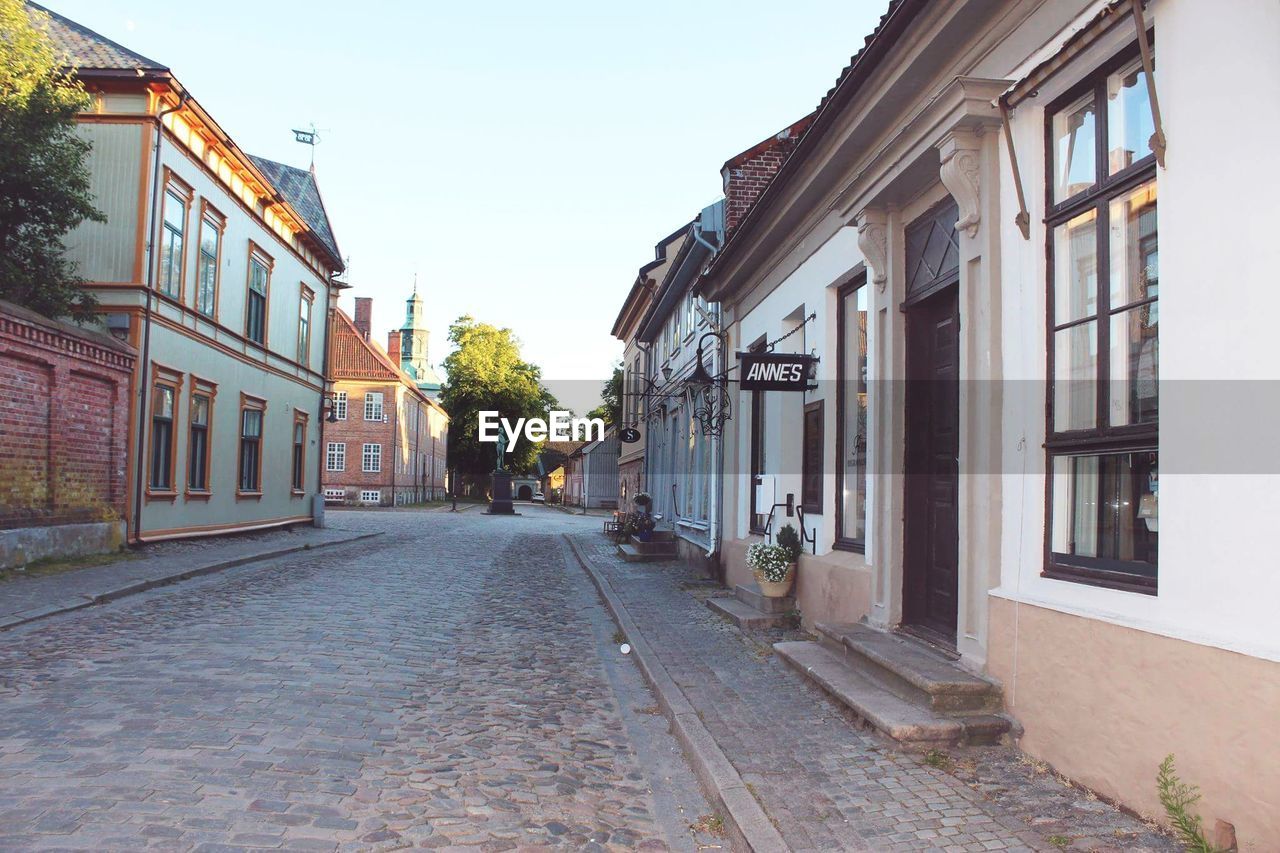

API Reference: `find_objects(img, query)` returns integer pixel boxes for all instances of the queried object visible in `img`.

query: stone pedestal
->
[486,471,516,515]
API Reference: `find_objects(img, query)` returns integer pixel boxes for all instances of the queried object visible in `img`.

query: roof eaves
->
[703,0,928,299]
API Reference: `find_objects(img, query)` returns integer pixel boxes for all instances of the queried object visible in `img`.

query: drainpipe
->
[314,283,336,518]
[132,92,189,543]
[706,307,723,560]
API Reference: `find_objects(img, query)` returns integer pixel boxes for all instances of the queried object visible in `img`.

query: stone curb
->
[563,535,789,853]
[0,531,384,632]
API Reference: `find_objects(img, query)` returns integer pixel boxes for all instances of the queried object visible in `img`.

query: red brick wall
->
[722,114,815,234]
[0,301,135,529]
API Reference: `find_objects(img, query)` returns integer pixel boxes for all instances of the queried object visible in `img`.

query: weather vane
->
[291,123,324,169]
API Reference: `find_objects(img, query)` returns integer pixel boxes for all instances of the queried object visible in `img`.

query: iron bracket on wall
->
[1129,0,1166,168]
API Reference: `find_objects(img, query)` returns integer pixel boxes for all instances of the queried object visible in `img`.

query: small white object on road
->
[620,643,631,655]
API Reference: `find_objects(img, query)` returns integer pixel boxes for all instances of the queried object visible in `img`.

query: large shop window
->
[836,277,868,549]
[1045,45,1158,592]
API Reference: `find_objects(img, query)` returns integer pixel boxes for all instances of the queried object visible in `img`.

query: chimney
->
[386,330,401,363]
[722,112,816,234]
[353,297,372,341]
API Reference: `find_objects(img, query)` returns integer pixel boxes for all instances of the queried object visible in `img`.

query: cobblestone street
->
[0,508,1175,852]
[0,510,714,852]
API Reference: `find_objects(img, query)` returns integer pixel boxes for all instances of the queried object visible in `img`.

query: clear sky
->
[45,0,887,411]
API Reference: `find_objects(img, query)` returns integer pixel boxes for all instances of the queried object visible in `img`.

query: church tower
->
[400,286,430,378]
[398,282,442,398]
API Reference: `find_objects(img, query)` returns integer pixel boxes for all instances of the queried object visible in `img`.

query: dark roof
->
[248,155,343,269]
[28,2,167,73]
[703,0,926,294]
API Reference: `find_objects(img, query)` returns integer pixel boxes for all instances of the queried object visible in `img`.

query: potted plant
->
[747,524,802,597]
[633,491,652,512]
[627,510,656,542]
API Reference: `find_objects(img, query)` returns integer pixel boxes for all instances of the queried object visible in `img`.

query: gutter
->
[131,91,189,543]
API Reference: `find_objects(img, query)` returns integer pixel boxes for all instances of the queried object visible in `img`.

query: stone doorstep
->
[774,641,1011,747]
[734,582,793,615]
[816,622,1003,714]
[705,595,797,631]
[616,543,678,563]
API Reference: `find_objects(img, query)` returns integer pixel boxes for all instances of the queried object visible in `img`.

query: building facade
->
[699,0,1279,843]
[612,227,686,514]
[323,299,448,506]
[43,6,345,541]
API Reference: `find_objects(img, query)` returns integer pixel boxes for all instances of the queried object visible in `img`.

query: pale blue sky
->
[47,0,885,408]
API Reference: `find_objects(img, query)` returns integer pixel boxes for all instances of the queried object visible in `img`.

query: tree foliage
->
[586,364,623,426]
[440,316,558,475]
[0,0,104,320]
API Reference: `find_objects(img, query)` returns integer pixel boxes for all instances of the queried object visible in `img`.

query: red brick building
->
[322,300,448,506]
[0,300,136,567]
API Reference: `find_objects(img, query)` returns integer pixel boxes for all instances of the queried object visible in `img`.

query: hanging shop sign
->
[737,352,817,392]
[619,427,641,444]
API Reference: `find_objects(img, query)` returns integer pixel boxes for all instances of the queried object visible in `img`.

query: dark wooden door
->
[903,285,960,641]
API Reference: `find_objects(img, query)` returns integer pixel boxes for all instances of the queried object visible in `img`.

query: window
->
[245,247,271,345]
[298,286,313,367]
[187,390,212,492]
[360,490,381,504]
[159,185,188,298]
[1045,45,1158,591]
[196,204,223,317]
[837,278,869,549]
[291,412,307,492]
[333,391,347,421]
[324,488,345,501]
[326,442,346,472]
[364,392,384,421]
[149,383,177,491]
[238,396,266,493]
[801,400,824,514]
[362,443,382,473]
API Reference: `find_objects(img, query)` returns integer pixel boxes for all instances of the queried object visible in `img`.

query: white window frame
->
[324,488,345,500]
[360,490,380,504]
[364,392,384,421]
[326,441,346,472]
[362,443,382,473]
[333,391,347,421]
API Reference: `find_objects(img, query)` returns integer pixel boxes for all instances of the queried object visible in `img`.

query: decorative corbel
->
[856,208,889,293]
[937,130,983,239]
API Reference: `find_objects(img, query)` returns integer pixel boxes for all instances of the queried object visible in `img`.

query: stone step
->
[617,543,677,563]
[706,596,797,631]
[733,582,793,614]
[774,642,1010,747]
[628,538,679,555]
[815,623,1002,713]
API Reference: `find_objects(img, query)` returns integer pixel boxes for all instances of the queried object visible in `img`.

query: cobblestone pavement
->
[570,535,1177,853]
[0,509,718,851]
[0,522,370,629]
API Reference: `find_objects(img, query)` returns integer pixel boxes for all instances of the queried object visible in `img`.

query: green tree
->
[586,364,623,426]
[0,0,103,320]
[440,316,558,475]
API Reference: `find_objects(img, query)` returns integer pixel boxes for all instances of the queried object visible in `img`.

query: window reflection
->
[1107,59,1155,174]
[1053,94,1096,203]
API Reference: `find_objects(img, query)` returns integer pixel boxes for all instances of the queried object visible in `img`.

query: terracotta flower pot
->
[756,563,796,598]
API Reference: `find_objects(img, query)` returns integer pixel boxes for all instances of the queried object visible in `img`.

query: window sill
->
[290,489,306,498]
[236,491,263,501]
[1042,564,1157,596]
[145,490,178,503]
[184,490,212,502]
